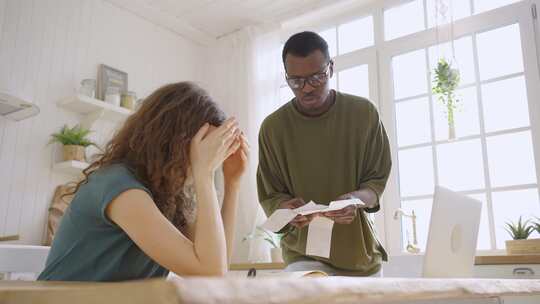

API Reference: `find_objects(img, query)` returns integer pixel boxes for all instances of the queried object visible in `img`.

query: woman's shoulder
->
[93,163,135,179]
[88,163,147,191]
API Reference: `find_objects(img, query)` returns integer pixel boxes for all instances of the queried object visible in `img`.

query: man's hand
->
[323,193,358,225]
[322,205,357,224]
[278,198,316,229]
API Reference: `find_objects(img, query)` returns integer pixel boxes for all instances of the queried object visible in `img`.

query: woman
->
[38,82,248,281]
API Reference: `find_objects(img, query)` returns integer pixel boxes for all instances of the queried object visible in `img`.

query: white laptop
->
[422,186,482,278]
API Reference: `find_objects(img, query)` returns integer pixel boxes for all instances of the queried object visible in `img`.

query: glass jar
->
[79,79,96,98]
[135,98,144,111]
[121,91,137,110]
[105,86,121,107]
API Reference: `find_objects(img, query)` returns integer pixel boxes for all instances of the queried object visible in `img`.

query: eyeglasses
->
[286,62,331,90]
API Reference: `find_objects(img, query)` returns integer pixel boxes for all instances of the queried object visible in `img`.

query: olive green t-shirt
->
[257,91,391,275]
[38,164,169,281]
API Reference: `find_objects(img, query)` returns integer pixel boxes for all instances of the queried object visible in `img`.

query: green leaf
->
[533,217,540,234]
[243,226,281,248]
[432,58,461,111]
[49,124,99,148]
[505,216,533,240]
[263,237,278,248]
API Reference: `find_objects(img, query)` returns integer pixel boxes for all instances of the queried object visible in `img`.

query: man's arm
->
[339,187,378,209]
[325,105,392,224]
[256,123,310,229]
[355,105,392,213]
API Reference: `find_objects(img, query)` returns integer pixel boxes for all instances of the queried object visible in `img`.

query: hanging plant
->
[432,58,461,139]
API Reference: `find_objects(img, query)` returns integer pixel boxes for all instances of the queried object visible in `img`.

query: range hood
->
[0,92,40,121]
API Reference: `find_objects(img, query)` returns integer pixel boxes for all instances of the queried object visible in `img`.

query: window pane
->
[393,49,428,99]
[477,24,524,80]
[487,131,538,187]
[434,87,480,140]
[482,76,530,133]
[468,193,492,250]
[437,139,485,191]
[401,199,432,252]
[492,188,540,249]
[429,36,476,85]
[385,0,426,41]
[426,0,471,28]
[318,27,337,58]
[395,97,431,147]
[399,146,435,197]
[338,16,374,54]
[329,74,337,90]
[474,0,522,14]
[338,65,369,98]
[279,86,294,103]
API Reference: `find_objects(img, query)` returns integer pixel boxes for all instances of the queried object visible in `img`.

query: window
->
[317,20,376,101]
[487,131,537,188]
[338,16,374,54]
[291,0,535,255]
[426,0,472,28]
[384,0,425,40]
[390,18,539,251]
[279,85,295,103]
[492,189,540,248]
[477,24,524,80]
[338,65,369,98]
[474,0,522,14]
[392,49,428,99]
[395,97,432,147]
[318,27,337,58]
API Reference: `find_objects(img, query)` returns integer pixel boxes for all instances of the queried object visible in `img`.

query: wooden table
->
[229,255,540,271]
[2,277,540,304]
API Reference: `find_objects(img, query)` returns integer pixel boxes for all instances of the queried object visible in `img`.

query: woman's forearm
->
[221,181,240,264]
[192,174,228,275]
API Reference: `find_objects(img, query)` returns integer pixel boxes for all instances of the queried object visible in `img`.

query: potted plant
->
[49,124,98,162]
[432,58,461,140]
[532,217,540,235]
[504,216,540,255]
[243,226,283,263]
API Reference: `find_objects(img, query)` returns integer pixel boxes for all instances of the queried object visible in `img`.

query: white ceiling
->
[106,0,364,45]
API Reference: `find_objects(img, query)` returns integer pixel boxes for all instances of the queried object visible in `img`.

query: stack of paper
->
[260,199,365,259]
[261,198,364,232]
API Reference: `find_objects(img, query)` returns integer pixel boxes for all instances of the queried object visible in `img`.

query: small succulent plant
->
[505,216,534,240]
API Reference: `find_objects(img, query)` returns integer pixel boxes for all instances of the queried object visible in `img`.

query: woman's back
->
[38,163,168,281]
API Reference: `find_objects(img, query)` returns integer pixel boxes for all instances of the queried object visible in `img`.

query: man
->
[257,31,391,276]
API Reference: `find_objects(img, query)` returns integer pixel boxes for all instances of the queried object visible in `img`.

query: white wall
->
[0,0,205,245]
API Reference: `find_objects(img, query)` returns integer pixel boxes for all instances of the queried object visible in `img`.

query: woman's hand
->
[223,132,249,186]
[190,118,239,180]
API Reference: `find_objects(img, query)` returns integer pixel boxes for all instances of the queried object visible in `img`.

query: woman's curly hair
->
[69,82,226,231]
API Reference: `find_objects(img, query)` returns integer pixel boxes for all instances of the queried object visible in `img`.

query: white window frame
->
[380,0,540,255]
[279,0,540,256]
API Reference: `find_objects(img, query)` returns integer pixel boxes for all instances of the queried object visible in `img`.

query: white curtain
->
[205,25,285,263]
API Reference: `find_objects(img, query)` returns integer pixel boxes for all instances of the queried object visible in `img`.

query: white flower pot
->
[270,247,283,263]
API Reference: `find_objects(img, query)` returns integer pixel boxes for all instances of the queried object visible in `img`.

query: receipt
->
[297,198,364,216]
[306,216,334,258]
[260,209,297,232]
[260,198,364,232]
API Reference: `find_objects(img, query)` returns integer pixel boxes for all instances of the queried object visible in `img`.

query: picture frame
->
[97,64,128,101]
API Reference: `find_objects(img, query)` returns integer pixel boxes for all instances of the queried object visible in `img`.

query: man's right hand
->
[278,198,316,229]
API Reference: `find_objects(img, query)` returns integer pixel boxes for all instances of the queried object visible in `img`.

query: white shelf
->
[57,94,132,127]
[52,160,90,175]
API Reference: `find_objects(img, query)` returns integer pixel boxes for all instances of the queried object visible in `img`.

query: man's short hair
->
[282,31,330,65]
